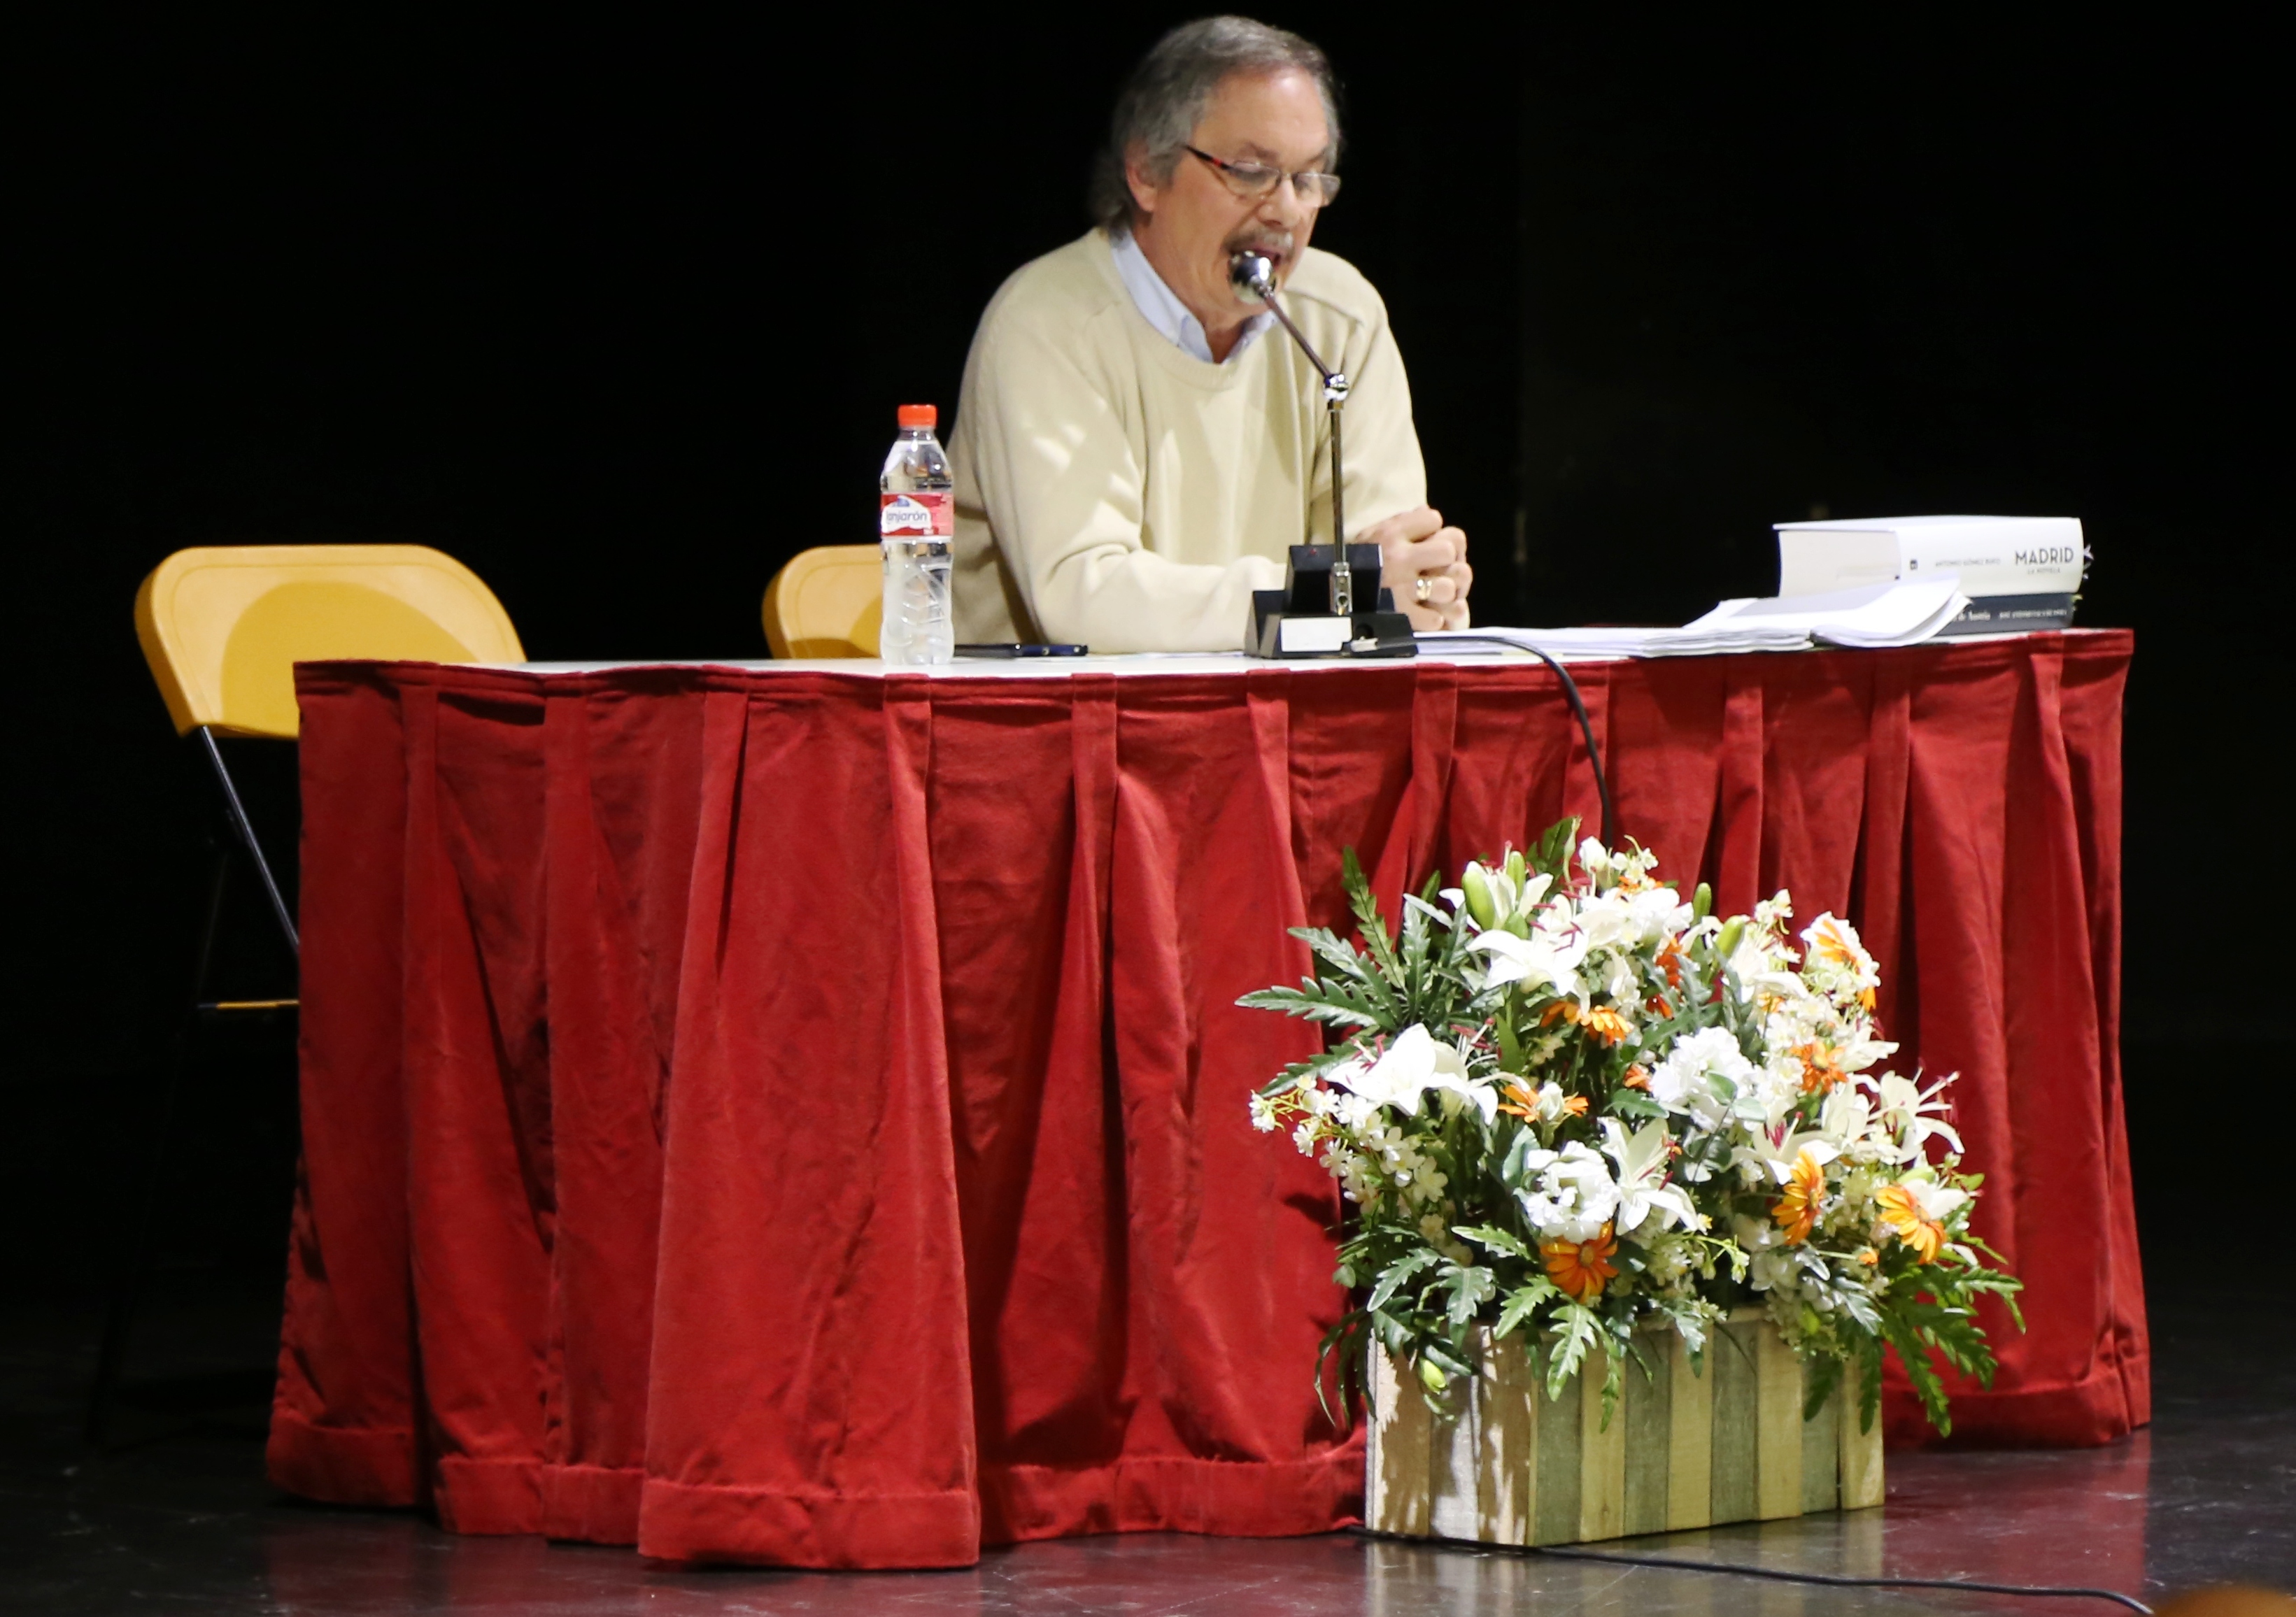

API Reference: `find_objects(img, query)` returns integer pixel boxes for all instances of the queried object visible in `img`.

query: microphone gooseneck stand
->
[1231,251,1414,659]
[1235,252,1352,613]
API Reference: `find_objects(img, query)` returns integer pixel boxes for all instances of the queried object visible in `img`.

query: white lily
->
[1527,1081,1577,1125]
[1579,883,1694,953]
[1452,860,1553,929]
[1578,837,1659,890]
[1731,1214,1802,1296]
[1818,1084,1877,1151]
[1762,1132,1841,1185]
[1467,926,1585,997]
[1509,869,1557,918]
[1326,1024,1490,1121]
[1573,889,1638,951]
[1836,1028,1900,1074]
[1429,1069,1501,1127]
[1896,1171,1969,1223]
[1634,885,1694,944]
[1872,1071,1964,1162]
[1727,929,1801,1003]
[1755,1062,1813,1129]
[1599,1117,1697,1235]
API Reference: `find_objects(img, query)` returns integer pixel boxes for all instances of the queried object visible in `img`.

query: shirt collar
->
[1110,227,1271,365]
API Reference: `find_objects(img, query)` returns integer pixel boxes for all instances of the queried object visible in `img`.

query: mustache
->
[1224,227,1296,258]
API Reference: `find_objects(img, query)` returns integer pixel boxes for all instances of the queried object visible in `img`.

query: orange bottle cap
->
[897,404,937,430]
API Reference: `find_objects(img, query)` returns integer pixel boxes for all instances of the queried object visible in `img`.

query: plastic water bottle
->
[879,404,954,665]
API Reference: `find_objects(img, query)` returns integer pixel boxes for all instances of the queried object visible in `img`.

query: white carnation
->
[1648,1025,1754,1128]
[1515,1141,1620,1243]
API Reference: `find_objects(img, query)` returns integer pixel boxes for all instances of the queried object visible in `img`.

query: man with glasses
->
[950,16,1473,651]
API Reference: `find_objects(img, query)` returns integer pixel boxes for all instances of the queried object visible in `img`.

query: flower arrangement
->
[1242,820,2020,1436]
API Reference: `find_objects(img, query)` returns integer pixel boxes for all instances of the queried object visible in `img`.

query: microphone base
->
[1248,594,1418,659]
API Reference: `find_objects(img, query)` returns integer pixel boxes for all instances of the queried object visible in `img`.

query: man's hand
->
[1359,506,1472,631]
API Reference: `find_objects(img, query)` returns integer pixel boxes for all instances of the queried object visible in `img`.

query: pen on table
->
[954,643,1090,658]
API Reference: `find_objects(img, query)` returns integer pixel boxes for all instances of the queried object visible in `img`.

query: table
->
[267,634,2144,1569]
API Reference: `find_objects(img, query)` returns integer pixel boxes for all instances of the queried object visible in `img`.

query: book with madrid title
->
[1772,515,2086,636]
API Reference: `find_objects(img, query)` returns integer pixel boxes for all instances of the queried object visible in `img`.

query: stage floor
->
[6,1278,2286,1614]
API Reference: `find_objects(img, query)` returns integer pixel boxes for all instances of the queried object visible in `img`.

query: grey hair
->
[1089,16,1342,229]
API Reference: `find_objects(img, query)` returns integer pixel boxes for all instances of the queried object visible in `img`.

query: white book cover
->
[1773,515,2084,597]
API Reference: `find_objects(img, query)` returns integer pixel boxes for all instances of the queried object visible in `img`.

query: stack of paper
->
[1423,576,1971,660]
[1685,576,1972,648]
[1423,623,1808,659]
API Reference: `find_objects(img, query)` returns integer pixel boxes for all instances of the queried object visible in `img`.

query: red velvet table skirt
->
[269,634,2145,1568]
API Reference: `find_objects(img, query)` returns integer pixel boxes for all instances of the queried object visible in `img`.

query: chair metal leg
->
[198,727,297,955]
[87,844,229,1447]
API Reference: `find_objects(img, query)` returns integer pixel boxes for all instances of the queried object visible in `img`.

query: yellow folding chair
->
[96,544,523,1441]
[763,545,881,657]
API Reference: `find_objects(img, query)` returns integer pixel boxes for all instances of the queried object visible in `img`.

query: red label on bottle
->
[880,491,954,537]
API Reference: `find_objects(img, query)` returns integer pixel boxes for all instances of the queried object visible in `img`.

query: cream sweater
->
[949,229,1429,651]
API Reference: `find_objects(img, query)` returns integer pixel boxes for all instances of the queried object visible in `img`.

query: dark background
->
[11,12,2281,1348]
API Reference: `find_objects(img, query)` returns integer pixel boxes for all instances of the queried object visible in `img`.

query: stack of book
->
[1771,515,2085,635]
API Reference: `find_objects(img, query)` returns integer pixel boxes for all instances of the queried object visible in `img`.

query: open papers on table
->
[1424,576,1972,659]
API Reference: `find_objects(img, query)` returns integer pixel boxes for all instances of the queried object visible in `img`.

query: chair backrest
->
[136,544,526,739]
[763,546,881,659]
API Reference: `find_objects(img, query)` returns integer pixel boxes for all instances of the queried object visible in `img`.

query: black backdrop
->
[13,14,2281,1304]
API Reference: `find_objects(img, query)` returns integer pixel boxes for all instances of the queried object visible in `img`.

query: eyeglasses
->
[1184,145,1343,208]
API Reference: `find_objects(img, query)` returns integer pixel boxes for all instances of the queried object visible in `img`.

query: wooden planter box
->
[1365,1313,1884,1544]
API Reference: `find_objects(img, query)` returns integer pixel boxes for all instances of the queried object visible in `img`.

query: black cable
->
[1349,1530,2151,1613]
[1522,1544,2154,1614]
[1422,634,1615,848]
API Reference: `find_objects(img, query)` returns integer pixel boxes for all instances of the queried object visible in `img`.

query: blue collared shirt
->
[1110,228,1273,365]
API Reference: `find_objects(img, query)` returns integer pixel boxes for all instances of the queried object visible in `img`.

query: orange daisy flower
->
[1771,1148,1829,1245]
[1804,916,1879,1011]
[1793,1041,1850,1095]
[1654,937,1687,988]
[1541,1001,1634,1046]
[1585,1007,1634,1045]
[1621,1065,1652,1092]
[1498,1085,1589,1121]
[1875,1185,1945,1264]
[1541,1224,1618,1303]
[1806,915,1861,970]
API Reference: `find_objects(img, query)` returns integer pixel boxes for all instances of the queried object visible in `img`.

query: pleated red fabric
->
[269,634,2144,1567]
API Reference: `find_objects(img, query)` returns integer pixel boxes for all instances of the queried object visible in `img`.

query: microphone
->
[1229,250,1275,303]
[1226,248,1335,394]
